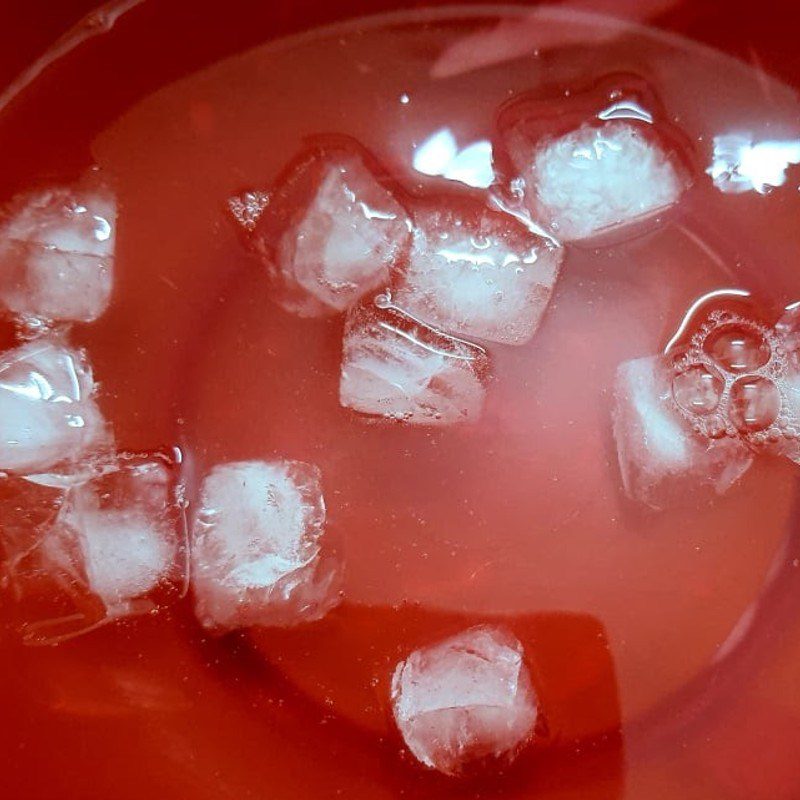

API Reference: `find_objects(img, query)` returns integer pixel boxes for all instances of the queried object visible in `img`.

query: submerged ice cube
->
[612,356,753,509]
[3,454,186,644]
[0,338,108,474]
[238,143,411,316]
[340,297,488,425]
[648,303,800,469]
[519,120,685,241]
[46,456,185,611]
[392,199,562,345]
[190,460,340,631]
[390,625,538,776]
[0,183,116,324]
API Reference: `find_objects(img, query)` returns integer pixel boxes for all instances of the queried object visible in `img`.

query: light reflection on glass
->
[597,100,653,124]
[707,133,800,194]
[413,128,495,189]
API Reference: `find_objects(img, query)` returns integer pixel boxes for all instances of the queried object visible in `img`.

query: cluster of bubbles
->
[669,310,798,447]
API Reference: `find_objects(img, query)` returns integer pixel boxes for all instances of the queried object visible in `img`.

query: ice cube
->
[340,297,488,425]
[39,455,185,612]
[390,625,538,776]
[612,356,753,509]
[508,120,685,242]
[0,337,109,474]
[3,454,186,644]
[242,144,411,315]
[190,460,340,631]
[0,183,116,324]
[391,199,562,345]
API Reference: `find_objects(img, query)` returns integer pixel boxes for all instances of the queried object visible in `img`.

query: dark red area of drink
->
[1,3,800,799]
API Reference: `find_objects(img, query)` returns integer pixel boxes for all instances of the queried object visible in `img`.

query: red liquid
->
[2,4,800,799]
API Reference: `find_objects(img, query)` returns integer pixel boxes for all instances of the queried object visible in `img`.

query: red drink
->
[1,3,800,798]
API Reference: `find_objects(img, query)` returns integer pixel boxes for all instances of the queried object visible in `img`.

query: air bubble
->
[672,364,724,416]
[728,375,781,433]
[704,324,770,372]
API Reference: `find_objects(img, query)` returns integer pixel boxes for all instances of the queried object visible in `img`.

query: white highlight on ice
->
[413,128,495,189]
[707,134,800,194]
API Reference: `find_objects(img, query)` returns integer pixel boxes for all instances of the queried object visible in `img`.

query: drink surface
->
[1,4,800,799]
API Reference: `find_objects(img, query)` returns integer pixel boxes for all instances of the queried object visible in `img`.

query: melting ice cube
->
[392,199,562,345]
[508,120,686,242]
[190,460,340,631]
[3,454,186,644]
[42,455,185,614]
[390,625,538,776]
[340,298,488,425]
[0,337,109,474]
[0,183,116,324]
[612,356,753,509]
[236,144,411,316]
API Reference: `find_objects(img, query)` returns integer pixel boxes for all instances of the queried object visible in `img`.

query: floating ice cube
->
[0,338,109,474]
[510,120,685,242]
[190,460,340,631]
[390,625,538,776]
[340,298,488,425]
[241,145,411,315]
[612,356,753,509]
[42,458,186,618]
[0,183,116,324]
[4,454,186,644]
[391,200,562,345]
